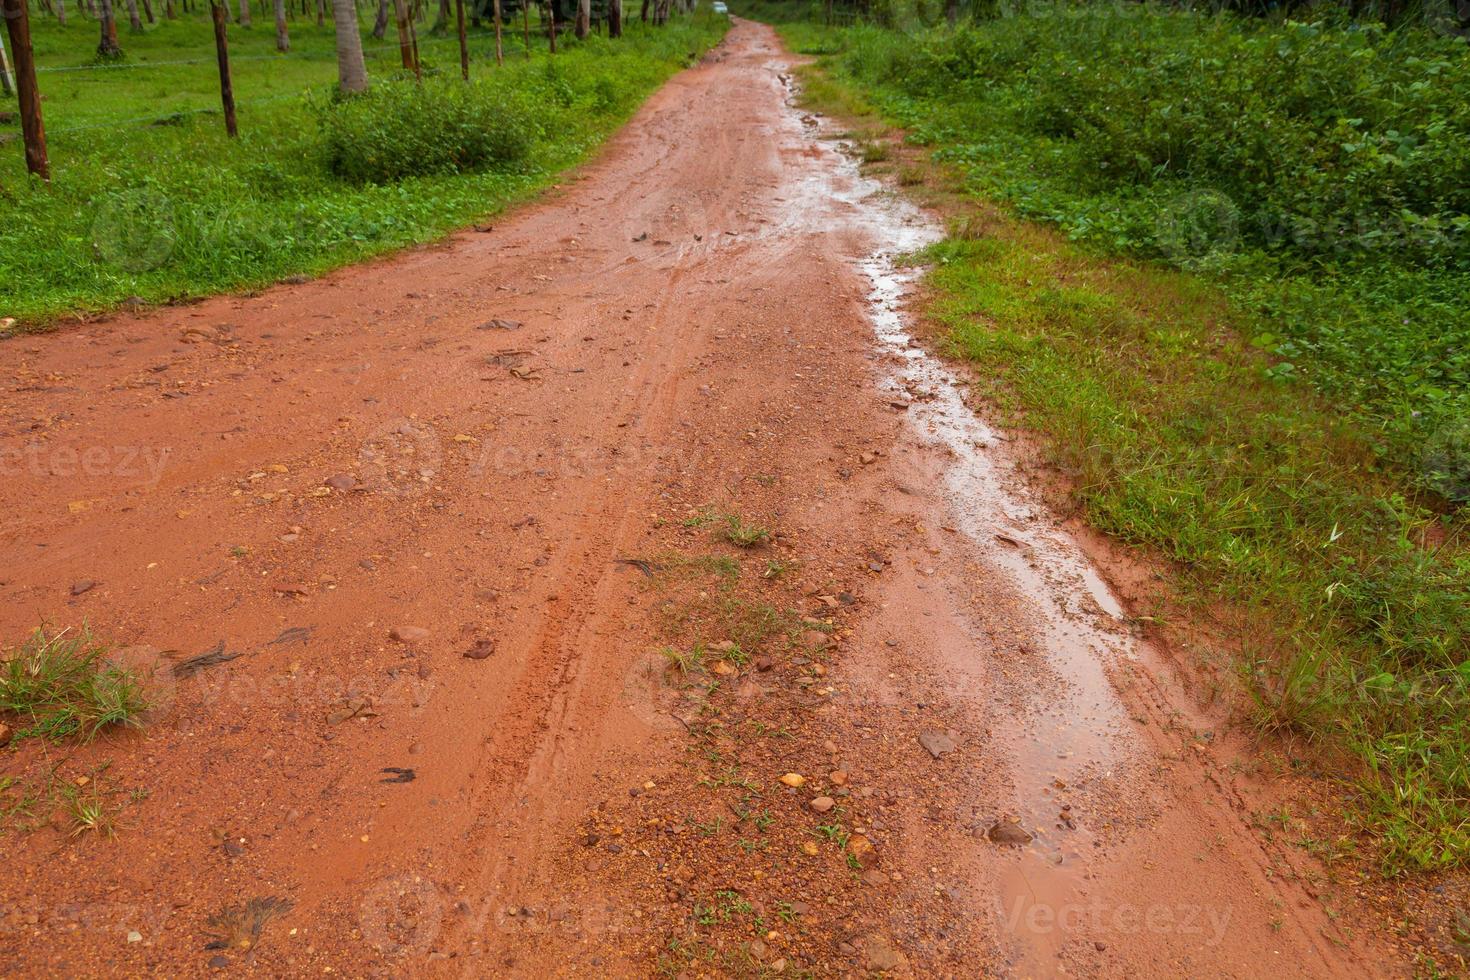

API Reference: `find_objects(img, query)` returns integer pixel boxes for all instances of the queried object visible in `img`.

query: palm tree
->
[332,0,368,92]
[575,0,588,37]
[97,0,123,56]
[273,0,288,49]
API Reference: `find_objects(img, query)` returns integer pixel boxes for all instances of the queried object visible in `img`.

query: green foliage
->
[0,628,149,743]
[785,6,1470,491]
[763,3,1470,871]
[317,79,537,184]
[0,13,728,323]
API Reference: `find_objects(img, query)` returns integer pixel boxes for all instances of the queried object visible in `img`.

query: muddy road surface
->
[1,19,1400,979]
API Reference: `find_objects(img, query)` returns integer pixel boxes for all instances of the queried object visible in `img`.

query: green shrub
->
[317,78,538,184]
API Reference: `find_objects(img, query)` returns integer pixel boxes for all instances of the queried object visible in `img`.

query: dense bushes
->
[318,79,538,184]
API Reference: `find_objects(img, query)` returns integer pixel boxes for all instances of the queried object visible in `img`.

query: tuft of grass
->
[722,514,772,548]
[660,645,708,678]
[0,628,149,744]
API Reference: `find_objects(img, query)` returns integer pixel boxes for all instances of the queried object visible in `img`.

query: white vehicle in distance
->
[712,1,729,13]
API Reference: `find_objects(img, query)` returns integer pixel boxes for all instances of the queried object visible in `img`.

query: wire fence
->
[4,25,538,140]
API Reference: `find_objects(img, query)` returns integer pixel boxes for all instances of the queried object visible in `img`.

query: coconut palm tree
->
[332,0,368,92]
[273,0,288,48]
[97,0,123,56]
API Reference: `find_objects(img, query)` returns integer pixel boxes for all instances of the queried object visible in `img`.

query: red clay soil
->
[0,19,1410,979]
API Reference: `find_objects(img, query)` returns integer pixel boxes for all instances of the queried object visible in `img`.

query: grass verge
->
[752,2,1470,874]
[0,12,727,325]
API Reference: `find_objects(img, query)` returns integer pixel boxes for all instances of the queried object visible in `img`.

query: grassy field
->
[0,7,727,322]
[750,1,1470,874]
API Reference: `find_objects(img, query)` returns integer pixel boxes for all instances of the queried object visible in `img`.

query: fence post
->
[209,0,238,136]
[2,0,49,179]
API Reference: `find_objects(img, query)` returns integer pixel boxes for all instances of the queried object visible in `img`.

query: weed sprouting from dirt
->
[0,628,149,744]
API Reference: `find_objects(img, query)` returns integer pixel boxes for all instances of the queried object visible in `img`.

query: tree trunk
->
[332,0,368,92]
[573,0,587,37]
[315,0,323,25]
[454,0,467,78]
[209,0,238,136]
[492,0,502,63]
[371,0,387,37]
[430,0,446,32]
[392,0,413,70]
[55,0,67,26]
[97,0,122,55]
[237,0,249,23]
[273,0,288,47]
[547,0,555,51]
[1,0,48,179]
[141,0,154,22]
[0,32,14,98]
[607,0,619,37]
[639,0,647,22]
[123,0,142,30]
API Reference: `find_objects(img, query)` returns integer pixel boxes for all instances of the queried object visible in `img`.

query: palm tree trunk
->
[97,0,123,54]
[607,0,619,37]
[332,0,368,91]
[141,0,155,22]
[273,0,288,47]
[372,0,388,37]
[123,0,142,30]
[0,33,14,99]
[237,0,249,23]
[55,0,67,24]
[492,0,502,63]
[573,0,587,37]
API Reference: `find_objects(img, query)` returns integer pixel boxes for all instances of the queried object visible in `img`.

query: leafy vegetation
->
[754,1,1470,871]
[0,12,726,323]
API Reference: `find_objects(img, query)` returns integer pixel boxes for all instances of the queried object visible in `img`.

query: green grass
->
[0,627,150,743]
[748,1,1470,873]
[0,10,726,323]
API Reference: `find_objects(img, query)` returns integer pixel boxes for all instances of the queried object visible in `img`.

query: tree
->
[0,31,13,99]
[124,0,142,30]
[331,0,368,92]
[97,0,123,56]
[372,0,388,37]
[574,0,587,37]
[273,0,288,48]
[607,0,619,37]
[237,0,249,24]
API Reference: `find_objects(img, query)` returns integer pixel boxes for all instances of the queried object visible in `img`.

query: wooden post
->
[392,0,413,71]
[491,0,501,64]
[209,0,238,136]
[453,0,466,78]
[2,0,49,179]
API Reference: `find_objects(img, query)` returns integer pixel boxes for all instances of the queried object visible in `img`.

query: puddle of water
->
[776,82,1151,971]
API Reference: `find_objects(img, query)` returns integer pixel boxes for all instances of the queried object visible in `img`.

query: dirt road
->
[1,19,1400,978]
